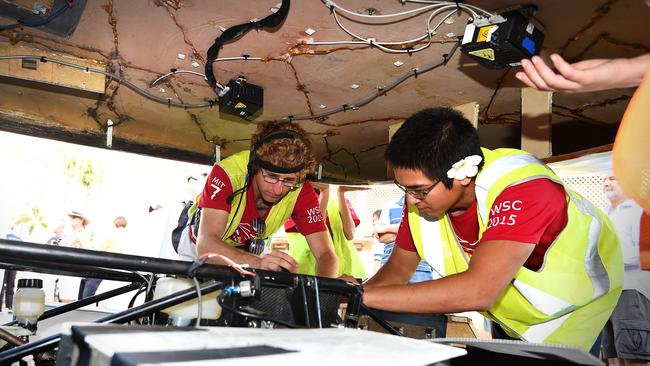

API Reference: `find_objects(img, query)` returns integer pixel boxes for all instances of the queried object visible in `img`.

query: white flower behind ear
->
[446,155,483,180]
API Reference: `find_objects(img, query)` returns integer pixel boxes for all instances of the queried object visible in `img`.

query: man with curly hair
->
[177,121,338,277]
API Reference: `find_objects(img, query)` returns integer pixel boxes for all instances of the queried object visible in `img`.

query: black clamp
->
[40,56,47,63]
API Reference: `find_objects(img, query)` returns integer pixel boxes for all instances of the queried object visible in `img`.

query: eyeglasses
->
[261,170,299,188]
[394,180,440,200]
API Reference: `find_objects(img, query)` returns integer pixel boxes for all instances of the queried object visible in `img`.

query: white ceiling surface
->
[0,0,648,182]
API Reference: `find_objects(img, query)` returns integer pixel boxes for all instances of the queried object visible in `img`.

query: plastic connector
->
[239,280,254,297]
[217,86,230,98]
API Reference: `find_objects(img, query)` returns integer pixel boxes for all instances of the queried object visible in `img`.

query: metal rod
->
[2,282,143,327]
[0,328,57,362]
[0,239,237,281]
[0,327,24,347]
[41,282,143,321]
[0,334,60,365]
[95,280,223,323]
[0,281,223,364]
[360,304,404,336]
[0,260,142,282]
[0,239,358,292]
[298,276,310,328]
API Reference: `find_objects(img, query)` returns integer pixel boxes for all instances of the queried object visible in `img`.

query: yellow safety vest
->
[287,196,367,278]
[193,150,303,247]
[409,148,623,350]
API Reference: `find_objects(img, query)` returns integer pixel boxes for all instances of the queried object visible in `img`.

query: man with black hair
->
[176,121,338,277]
[358,107,623,352]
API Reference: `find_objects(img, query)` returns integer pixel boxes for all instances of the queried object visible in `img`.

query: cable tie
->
[85,66,89,73]
[326,1,334,13]
[242,54,250,59]
[39,56,47,63]
[412,68,418,78]
[166,98,172,107]
[342,104,348,112]
[406,48,412,56]
[288,115,294,122]
[170,68,178,73]
[187,257,209,278]
[455,1,461,11]
[443,53,451,65]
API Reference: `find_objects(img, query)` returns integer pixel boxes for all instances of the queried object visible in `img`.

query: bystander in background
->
[375,196,433,283]
[78,216,129,300]
[60,211,91,250]
[286,184,366,278]
[601,174,650,364]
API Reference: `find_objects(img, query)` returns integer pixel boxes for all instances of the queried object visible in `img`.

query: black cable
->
[217,293,297,328]
[128,285,147,309]
[204,0,290,95]
[0,26,459,117]
[0,55,212,108]
[279,38,462,121]
[0,1,73,31]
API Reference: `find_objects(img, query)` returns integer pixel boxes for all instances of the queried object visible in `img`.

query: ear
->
[458,177,473,187]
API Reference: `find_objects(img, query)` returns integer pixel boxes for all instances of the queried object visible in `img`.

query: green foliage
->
[64,157,103,189]
[13,205,48,236]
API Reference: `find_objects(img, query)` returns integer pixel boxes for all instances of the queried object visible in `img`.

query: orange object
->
[613,64,650,212]
[640,211,650,271]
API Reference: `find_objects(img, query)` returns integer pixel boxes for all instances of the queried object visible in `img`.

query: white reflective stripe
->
[521,311,572,343]
[474,185,489,224]
[571,192,610,298]
[513,279,573,316]
[474,153,540,222]
[419,216,446,278]
[587,219,608,299]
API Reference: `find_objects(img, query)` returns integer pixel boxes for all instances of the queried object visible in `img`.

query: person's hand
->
[516,54,648,93]
[339,274,360,285]
[338,274,362,304]
[311,181,329,192]
[258,251,298,272]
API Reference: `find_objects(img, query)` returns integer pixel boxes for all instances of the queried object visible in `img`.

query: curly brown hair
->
[250,120,317,179]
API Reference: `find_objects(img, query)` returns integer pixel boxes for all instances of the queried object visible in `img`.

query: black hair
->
[385,107,484,189]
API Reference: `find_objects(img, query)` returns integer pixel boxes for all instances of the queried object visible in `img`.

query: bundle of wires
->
[0,0,75,31]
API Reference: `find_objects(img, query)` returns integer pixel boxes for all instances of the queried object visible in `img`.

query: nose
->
[405,193,421,205]
[271,181,284,195]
